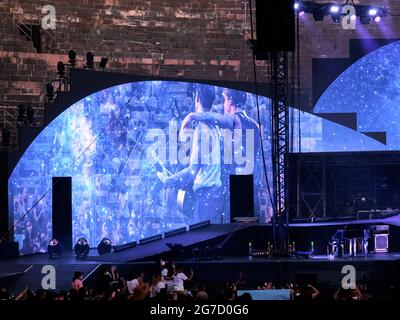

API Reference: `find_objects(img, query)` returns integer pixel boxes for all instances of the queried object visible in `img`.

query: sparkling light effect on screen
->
[314,41,400,150]
[9,81,273,253]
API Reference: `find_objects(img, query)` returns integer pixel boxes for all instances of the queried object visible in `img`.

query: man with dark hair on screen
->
[157,84,224,223]
[181,88,263,220]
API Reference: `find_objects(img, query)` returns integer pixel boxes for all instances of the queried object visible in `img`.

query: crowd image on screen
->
[10,81,273,254]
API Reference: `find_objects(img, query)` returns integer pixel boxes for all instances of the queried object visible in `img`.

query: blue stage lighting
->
[48,239,62,258]
[74,238,90,258]
[355,5,388,25]
[328,4,342,22]
[330,5,340,14]
[368,8,378,16]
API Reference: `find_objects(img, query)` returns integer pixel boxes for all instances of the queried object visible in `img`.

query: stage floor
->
[2,213,400,265]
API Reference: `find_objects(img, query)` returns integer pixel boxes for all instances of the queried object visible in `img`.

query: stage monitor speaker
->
[52,177,72,250]
[255,0,295,53]
[230,175,254,222]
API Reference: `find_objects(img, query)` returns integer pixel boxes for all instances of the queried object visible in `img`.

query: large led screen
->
[9,81,273,254]
[313,40,400,150]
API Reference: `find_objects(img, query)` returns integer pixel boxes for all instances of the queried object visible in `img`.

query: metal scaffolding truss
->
[270,52,290,249]
[297,155,326,220]
[289,152,400,222]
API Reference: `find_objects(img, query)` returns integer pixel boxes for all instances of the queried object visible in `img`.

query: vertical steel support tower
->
[270,52,290,251]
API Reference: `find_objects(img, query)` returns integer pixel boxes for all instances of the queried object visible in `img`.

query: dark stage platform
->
[2,214,400,265]
[82,213,400,262]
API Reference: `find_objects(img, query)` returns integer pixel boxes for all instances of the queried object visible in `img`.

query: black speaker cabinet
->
[255,0,295,52]
[52,177,72,250]
[230,175,254,222]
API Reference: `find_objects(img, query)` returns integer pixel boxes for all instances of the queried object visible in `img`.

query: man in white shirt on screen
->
[157,85,224,224]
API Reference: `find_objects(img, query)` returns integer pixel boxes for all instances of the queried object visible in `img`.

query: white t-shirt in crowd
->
[164,278,175,293]
[154,280,165,294]
[161,268,168,277]
[173,272,188,292]
[127,278,139,294]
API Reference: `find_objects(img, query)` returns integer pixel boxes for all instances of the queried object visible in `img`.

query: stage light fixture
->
[99,57,108,70]
[355,5,388,25]
[295,1,306,16]
[74,237,90,258]
[57,61,65,77]
[368,8,378,16]
[330,5,339,14]
[299,1,388,25]
[97,238,112,255]
[48,239,62,258]
[328,4,342,22]
[85,52,94,69]
[68,49,77,67]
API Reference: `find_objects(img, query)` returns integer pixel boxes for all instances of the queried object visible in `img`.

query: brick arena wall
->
[1,0,399,120]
